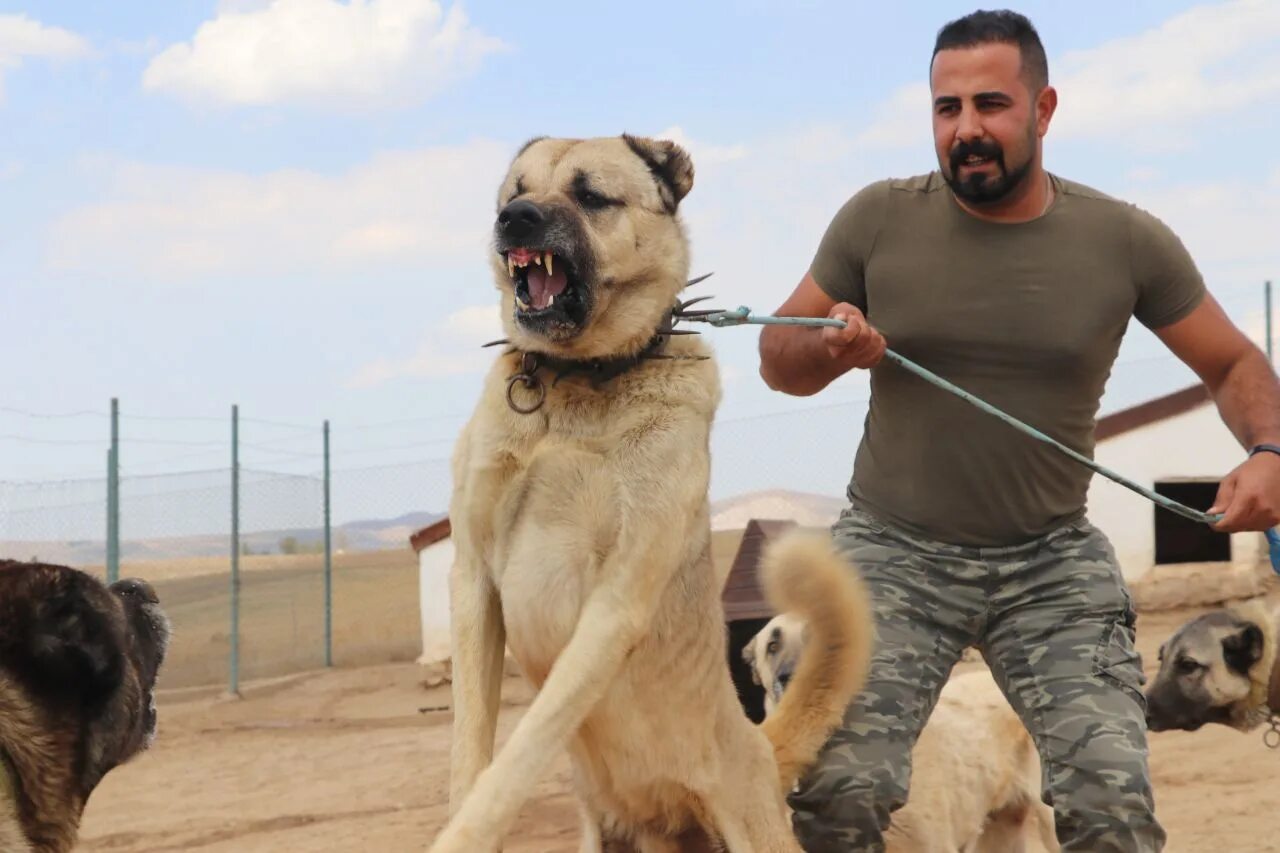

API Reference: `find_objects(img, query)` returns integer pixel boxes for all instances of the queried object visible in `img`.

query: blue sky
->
[2,0,1279,515]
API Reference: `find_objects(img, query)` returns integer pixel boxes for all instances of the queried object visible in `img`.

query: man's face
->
[930,42,1051,206]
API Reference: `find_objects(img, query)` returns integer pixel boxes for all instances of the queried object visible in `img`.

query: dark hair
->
[932,9,1049,91]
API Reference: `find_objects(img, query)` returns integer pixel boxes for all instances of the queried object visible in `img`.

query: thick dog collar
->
[1250,443,1280,460]
[488,300,710,414]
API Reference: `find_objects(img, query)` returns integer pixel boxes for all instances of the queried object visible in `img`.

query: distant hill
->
[5,490,852,567]
[0,510,444,567]
[710,489,846,531]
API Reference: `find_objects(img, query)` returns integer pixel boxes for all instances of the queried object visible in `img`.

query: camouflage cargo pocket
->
[1092,608,1147,708]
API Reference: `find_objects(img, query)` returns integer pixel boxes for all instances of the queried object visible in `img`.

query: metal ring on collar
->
[506,373,545,414]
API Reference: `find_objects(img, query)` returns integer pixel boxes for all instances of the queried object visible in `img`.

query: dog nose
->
[497,199,545,241]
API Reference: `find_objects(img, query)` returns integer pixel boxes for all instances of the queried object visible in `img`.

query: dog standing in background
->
[0,560,171,852]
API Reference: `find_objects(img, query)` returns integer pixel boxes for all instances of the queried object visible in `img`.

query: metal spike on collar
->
[684,272,714,289]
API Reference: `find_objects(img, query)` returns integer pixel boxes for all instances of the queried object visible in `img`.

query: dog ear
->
[32,590,125,705]
[1222,622,1265,675]
[622,134,694,212]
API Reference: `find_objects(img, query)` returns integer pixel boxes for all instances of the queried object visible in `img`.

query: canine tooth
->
[516,296,529,310]
[545,252,553,276]
[548,294,555,307]
[508,256,516,278]
[533,254,542,266]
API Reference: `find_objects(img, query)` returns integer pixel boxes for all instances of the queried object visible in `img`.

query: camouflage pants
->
[788,507,1163,852]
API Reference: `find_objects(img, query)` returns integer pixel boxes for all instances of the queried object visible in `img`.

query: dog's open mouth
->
[504,246,590,335]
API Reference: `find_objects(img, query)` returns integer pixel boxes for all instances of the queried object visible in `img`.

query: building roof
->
[409,517,451,553]
[1095,384,1211,442]
[722,518,798,622]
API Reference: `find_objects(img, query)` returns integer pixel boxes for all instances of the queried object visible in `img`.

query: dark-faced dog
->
[1145,600,1278,734]
[0,560,170,852]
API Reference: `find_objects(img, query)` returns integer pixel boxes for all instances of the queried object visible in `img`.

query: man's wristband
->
[1249,443,1280,459]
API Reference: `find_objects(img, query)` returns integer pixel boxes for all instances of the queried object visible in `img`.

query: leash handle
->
[701,305,1280,572]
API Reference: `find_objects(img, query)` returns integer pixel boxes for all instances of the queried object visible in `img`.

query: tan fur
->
[430,136,874,853]
[0,727,34,853]
[1227,599,1278,726]
[0,679,77,853]
[746,619,1059,853]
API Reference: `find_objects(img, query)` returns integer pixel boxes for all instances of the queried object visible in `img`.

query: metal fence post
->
[107,397,120,584]
[323,419,333,668]
[229,404,241,697]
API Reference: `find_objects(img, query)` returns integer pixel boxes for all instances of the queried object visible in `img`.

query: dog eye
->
[1175,658,1203,675]
[766,640,780,654]
[576,187,616,210]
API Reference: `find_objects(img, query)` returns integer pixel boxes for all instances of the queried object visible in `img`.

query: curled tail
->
[755,530,874,792]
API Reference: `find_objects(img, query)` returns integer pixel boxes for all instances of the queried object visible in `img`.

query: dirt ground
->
[74,589,1280,853]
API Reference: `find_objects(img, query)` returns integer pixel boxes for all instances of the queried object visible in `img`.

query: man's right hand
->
[822,303,886,368]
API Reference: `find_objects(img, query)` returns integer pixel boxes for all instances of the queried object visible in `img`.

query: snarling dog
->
[1145,599,1280,734]
[0,560,171,852]
[745,616,1059,853]
[430,135,875,853]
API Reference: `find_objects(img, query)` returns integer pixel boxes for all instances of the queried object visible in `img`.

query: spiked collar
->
[485,279,716,414]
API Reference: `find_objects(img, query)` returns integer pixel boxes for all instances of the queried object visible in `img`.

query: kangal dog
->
[746,615,1059,853]
[429,135,874,852]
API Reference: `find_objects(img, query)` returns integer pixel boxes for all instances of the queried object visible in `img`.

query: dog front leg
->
[447,554,506,814]
[429,570,666,853]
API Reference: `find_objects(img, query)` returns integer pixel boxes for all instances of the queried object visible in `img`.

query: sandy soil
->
[75,593,1280,852]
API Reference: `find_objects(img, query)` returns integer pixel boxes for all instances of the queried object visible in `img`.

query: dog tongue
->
[527,264,568,309]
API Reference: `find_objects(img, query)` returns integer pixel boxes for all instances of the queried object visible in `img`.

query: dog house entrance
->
[1153,479,1230,565]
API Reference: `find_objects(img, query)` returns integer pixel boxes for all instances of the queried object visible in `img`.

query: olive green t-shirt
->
[810,171,1206,546]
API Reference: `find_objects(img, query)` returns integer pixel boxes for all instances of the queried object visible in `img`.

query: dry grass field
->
[79,548,423,690]
[64,542,1280,851]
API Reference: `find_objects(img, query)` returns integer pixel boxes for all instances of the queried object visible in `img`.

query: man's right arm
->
[757,272,886,396]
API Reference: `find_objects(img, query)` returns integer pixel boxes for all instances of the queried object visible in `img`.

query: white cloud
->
[855,0,1280,150]
[1125,169,1280,286]
[47,140,515,280]
[346,303,501,386]
[0,14,91,104]
[654,125,748,167]
[1052,0,1280,142]
[143,0,507,109]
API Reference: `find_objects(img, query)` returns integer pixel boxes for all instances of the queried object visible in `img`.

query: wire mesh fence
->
[1,281,1274,693]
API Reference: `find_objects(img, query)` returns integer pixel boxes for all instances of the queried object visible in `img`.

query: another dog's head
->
[742,613,808,716]
[1144,602,1275,733]
[490,134,695,360]
[0,561,171,811]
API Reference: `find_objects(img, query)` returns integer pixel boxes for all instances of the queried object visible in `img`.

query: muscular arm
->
[758,273,886,396]
[1153,293,1280,530]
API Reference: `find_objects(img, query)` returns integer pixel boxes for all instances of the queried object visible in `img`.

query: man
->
[757,9,1280,853]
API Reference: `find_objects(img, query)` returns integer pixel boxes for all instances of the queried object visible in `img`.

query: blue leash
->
[683,301,1280,573]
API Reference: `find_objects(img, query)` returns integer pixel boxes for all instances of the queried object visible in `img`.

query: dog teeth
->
[508,256,516,278]
[545,252,553,276]
[547,294,555,307]
[533,254,542,266]
[516,295,529,310]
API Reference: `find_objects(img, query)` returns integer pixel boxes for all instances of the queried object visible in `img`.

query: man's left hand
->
[1208,451,1280,532]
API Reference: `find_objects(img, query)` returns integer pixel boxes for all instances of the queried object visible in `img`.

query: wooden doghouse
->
[722,518,797,723]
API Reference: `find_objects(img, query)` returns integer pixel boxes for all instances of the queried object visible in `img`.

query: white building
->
[409,517,453,683]
[1087,384,1273,607]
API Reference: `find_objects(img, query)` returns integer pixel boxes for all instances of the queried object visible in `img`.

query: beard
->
[943,136,1034,206]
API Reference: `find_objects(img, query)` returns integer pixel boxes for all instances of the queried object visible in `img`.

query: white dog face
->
[742,613,808,715]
